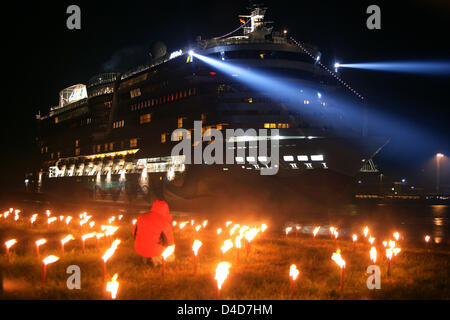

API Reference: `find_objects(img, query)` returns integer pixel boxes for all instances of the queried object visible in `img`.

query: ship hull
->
[38,135,386,222]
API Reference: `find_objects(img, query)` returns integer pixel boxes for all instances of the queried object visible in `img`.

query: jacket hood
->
[151,200,172,221]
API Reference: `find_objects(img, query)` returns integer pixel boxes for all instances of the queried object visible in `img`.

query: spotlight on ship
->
[188,50,194,56]
[333,61,450,75]
[334,62,340,72]
[190,51,320,104]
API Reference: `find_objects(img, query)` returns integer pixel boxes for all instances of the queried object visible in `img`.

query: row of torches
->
[2,208,122,298]
[1,207,436,299]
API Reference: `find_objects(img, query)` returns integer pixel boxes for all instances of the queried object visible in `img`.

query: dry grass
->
[0,214,449,300]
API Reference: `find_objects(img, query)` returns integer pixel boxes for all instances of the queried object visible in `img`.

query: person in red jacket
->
[133,200,175,266]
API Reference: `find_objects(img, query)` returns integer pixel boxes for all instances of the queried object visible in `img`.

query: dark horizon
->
[2,0,449,192]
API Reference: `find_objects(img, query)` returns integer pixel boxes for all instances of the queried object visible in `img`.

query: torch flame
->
[48,217,57,224]
[30,214,38,224]
[285,227,293,236]
[235,235,242,249]
[105,226,119,237]
[352,234,357,242]
[195,225,202,232]
[61,235,74,245]
[393,232,400,241]
[386,248,393,260]
[221,239,234,254]
[45,210,51,217]
[225,221,232,228]
[393,247,401,256]
[5,239,17,249]
[363,226,369,238]
[132,219,137,225]
[368,236,375,245]
[329,226,335,235]
[172,221,177,227]
[179,222,187,230]
[192,240,202,256]
[239,226,250,236]
[36,239,47,247]
[215,262,231,290]
[229,224,240,236]
[296,226,301,231]
[102,247,117,262]
[202,220,208,228]
[382,241,388,247]
[313,226,320,237]
[111,239,121,249]
[96,233,105,239]
[42,255,59,265]
[106,273,119,299]
[65,216,72,225]
[289,264,300,281]
[244,228,258,243]
[425,235,430,243]
[162,245,175,260]
[217,228,222,235]
[370,246,377,263]
[388,240,396,249]
[331,249,346,269]
[82,232,97,241]
[261,224,268,233]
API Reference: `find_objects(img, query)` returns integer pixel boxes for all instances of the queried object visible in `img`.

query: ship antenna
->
[213,19,251,40]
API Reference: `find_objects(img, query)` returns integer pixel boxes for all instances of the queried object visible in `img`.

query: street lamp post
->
[436,153,444,194]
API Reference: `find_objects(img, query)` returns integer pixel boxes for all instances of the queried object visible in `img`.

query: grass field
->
[0,210,449,300]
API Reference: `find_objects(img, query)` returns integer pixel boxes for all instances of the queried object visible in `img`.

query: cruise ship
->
[28,6,387,218]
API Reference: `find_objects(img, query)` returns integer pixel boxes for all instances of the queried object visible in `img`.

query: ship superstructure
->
[29,6,387,216]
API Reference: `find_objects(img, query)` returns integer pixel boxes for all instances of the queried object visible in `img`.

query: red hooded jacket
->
[133,200,174,258]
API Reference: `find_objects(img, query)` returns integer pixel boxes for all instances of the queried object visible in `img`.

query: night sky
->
[1,0,449,192]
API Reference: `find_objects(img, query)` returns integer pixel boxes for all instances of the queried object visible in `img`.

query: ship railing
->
[201,36,289,49]
[48,98,88,117]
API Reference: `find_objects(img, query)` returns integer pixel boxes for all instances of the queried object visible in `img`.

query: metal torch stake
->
[41,263,47,288]
[387,259,391,277]
[290,279,294,299]
[193,254,197,274]
[0,265,3,296]
[216,287,220,300]
[102,260,106,282]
